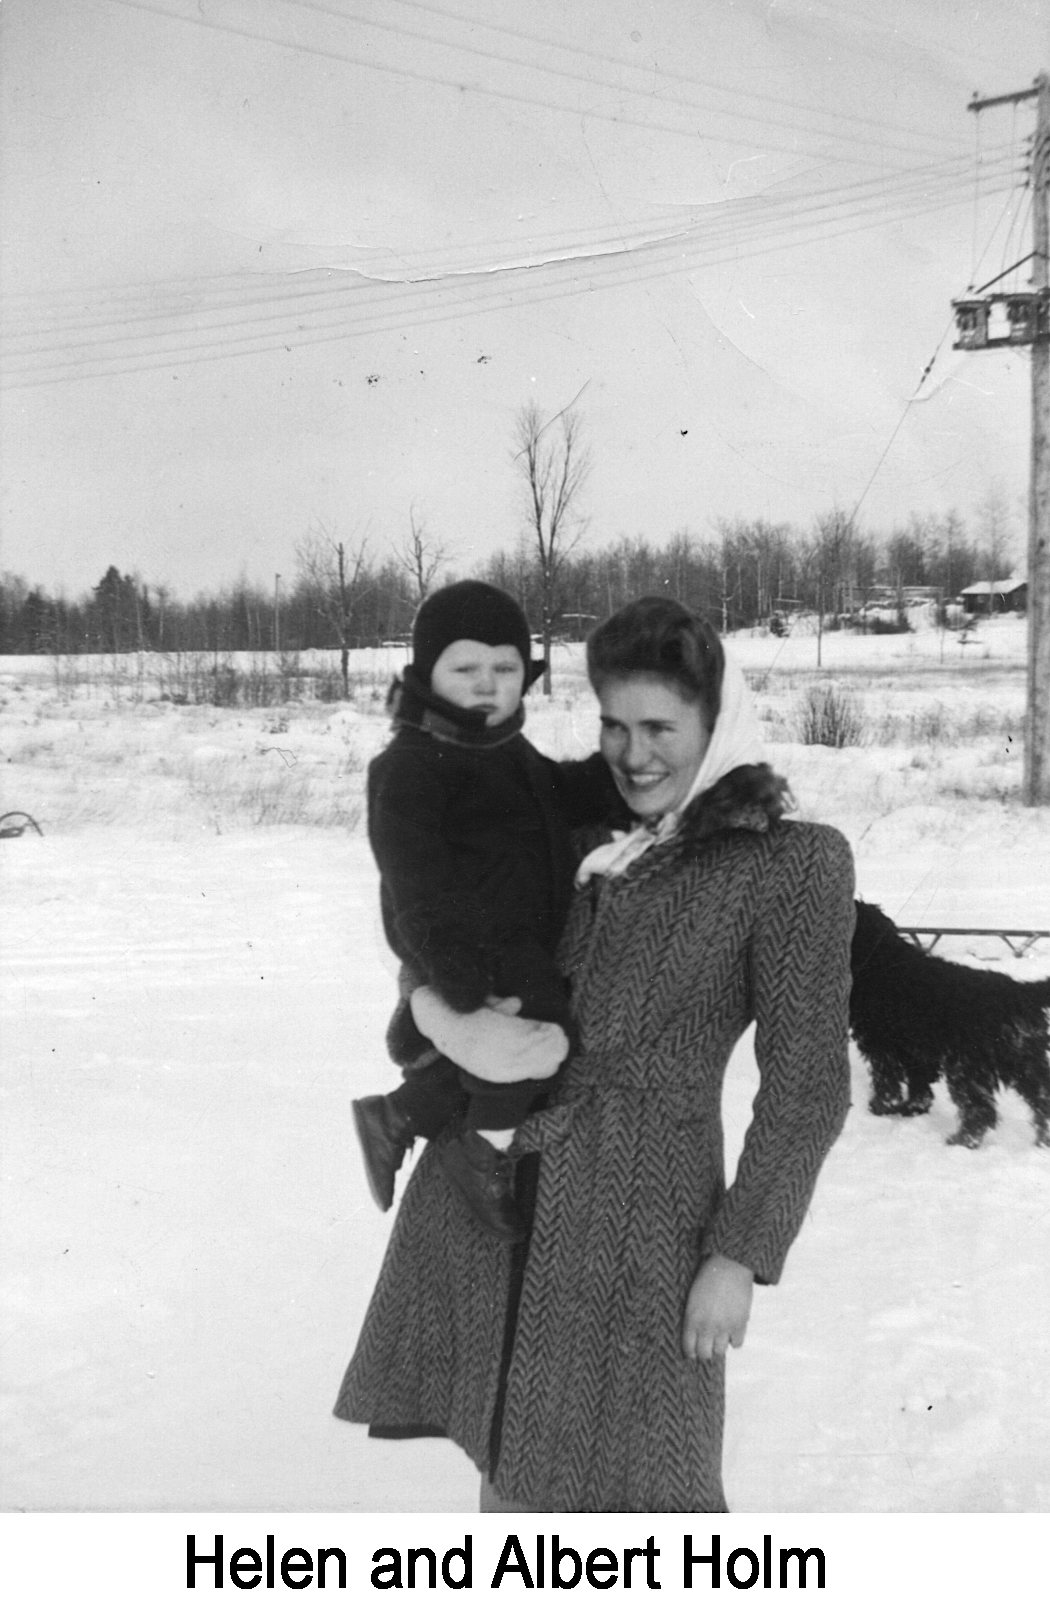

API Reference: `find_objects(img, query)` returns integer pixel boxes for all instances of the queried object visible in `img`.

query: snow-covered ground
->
[3,618,1049,1512]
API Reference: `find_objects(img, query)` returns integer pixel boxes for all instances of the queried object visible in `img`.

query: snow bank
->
[3,623,1049,1511]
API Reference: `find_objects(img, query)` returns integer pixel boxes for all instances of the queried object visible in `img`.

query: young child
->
[353,581,612,1242]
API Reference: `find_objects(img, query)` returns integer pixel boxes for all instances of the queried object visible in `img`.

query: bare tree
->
[712,519,741,633]
[512,399,591,694]
[974,479,1016,585]
[798,509,854,667]
[294,520,370,697]
[394,506,451,607]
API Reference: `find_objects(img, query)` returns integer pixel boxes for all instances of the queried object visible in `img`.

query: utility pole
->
[274,573,281,655]
[1028,75,1050,805]
[953,74,1050,804]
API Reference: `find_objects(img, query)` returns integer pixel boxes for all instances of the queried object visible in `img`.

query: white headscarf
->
[575,650,765,887]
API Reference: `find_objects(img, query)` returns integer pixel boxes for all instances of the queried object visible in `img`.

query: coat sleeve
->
[544,751,634,831]
[368,745,496,1013]
[704,824,855,1285]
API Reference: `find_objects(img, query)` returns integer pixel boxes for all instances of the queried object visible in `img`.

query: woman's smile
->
[621,767,669,795]
[598,674,711,819]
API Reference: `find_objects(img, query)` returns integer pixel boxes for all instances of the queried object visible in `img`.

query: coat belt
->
[510,1053,712,1154]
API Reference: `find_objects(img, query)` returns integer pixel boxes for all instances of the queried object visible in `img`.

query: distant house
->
[862,585,940,610]
[959,577,1027,614]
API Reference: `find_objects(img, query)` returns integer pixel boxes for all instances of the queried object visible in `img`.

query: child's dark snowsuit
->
[369,667,618,1135]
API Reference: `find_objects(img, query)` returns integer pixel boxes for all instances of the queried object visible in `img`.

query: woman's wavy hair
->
[586,596,725,728]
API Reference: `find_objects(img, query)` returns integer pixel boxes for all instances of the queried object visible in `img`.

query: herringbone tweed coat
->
[335,797,855,1512]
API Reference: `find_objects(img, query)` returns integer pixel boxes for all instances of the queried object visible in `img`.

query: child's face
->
[430,639,526,726]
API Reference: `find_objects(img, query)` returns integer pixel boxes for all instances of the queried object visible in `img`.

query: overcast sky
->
[0,0,1045,598]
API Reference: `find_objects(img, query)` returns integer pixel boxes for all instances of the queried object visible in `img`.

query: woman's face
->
[598,675,711,819]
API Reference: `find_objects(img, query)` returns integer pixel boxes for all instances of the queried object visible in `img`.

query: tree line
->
[0,401,1020,663]
[0,505,1019,662]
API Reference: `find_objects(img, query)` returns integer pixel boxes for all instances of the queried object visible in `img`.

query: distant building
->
[555,613,598,642]
[849,585,940,630]
[958,578,1027,614]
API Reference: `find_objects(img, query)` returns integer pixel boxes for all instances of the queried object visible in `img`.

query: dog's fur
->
[850,901,1050,1148]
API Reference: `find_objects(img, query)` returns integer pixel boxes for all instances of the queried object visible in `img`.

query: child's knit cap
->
[411,581,538,685]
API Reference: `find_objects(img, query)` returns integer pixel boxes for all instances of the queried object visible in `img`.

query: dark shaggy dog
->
[849,901,1050,1148]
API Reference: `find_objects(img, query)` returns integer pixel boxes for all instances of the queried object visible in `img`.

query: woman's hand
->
[681,1254,754,1361]
[410,986,569,1083]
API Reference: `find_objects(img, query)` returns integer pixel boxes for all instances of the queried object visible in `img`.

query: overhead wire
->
[384,0,969,158]
[3,0,1029,388]
[1,160,1021,390]
[100,0,965,170]
[1009,189,1036,285]
[5,134,1019,317]
[966,138,1034,290]
[4,0,1019,337]
[0,202,731,315]
[1001,115,1037,292]
[0,211,747,337]
[272,0,964,163]
[0,158,1019,380]
[1,144,1021,354]
[970,253,1036,296]
[843,106,1037,532]
[998,188,1033,289]
[844,321,956,532]
[999,101,1020,279]
[2,162,1022,385]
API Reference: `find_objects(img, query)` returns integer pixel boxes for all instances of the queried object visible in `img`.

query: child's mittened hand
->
[485,995,523,1017]
[410,986,569,1082]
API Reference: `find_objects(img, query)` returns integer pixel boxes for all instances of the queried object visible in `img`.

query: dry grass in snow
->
[3,615,1050,1514]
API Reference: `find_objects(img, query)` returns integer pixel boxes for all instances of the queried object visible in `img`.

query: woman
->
[335,596,855,1512]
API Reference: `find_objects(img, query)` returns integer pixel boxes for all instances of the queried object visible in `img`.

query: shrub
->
[795,682,865,747]
[156,651,339,707]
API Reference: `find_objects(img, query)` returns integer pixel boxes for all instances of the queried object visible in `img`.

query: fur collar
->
[672,762,792,852]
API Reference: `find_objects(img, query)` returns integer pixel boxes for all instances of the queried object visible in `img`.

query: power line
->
[9,135,1016,311]
[1,164,1019,389]
[0,206,713,315]
[999,190,1033,285]
[2,164,1021,380]
[966,146,1033,289]
[384,0,967,157]
[845,329,954,532]
[0,212,737,336]
[2,147,1021,355]
[842,143,1037,533]
[100,0,964,171]
[2,163,1019,374]
[273,0,963,164]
